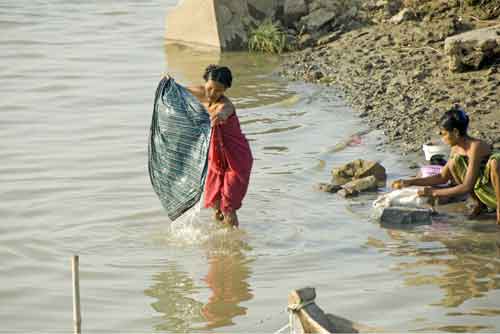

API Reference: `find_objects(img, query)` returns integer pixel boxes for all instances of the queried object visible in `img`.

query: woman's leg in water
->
[489,159,500,224]
[213,199,224,221]
[223,210,239,228]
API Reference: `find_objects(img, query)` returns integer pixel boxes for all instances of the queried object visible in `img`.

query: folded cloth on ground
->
[148,76,211,220]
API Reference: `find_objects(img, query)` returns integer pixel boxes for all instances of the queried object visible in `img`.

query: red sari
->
[204,112,253,214]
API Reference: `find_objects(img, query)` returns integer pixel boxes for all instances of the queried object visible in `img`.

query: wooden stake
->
[72,255,81,334]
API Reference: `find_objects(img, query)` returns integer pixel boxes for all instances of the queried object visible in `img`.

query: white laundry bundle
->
[372,187,433,221]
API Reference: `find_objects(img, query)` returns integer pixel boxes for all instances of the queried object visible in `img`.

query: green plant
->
[248,21,286,54]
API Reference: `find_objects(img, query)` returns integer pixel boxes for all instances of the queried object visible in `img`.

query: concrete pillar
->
[165,0,283,51]
[165,0,221,49]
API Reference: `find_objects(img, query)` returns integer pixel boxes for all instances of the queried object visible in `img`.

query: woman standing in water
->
[187,65,253,227]
[393,105,500,224]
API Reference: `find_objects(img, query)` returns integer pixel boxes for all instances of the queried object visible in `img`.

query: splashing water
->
[161,199,243,248]
[165,201,211,245]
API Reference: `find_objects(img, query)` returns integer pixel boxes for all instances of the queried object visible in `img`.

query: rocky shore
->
[277,1,500,157]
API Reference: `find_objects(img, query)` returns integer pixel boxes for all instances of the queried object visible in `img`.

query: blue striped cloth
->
[148,77,211,220]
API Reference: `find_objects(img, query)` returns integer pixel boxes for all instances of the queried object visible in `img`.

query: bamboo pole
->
[72,255,81,334]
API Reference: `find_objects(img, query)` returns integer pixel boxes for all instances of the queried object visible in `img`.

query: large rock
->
[300,9,337,33]
[214,1,251,50]
[338,175,379,198]
[444,25,500,72]
[165,0,284,51]
[248,0,285,21]
[332,159,387,184]
[308,0,339,12]
[284,0,308,27]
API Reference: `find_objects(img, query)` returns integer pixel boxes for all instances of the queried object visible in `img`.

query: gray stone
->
[283,0,308,27]
[248,0,285,20]
[444,25,500,72]
[338,175,378,198]
[386,0,402,16]
[308,0,339,12]
[301,9,337,32]
[316,183,342,193]
[380,207,432,225]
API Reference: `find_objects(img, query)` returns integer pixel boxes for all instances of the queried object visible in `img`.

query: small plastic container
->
[420,165,443,178]
[422,143,449,161]
[419,165,449,187]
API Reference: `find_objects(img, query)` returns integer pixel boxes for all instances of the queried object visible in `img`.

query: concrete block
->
[165,0,284,51]
[380,206,432,225]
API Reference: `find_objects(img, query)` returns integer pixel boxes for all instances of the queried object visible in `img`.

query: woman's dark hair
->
[203,64,232,88]
[439,104,469,136]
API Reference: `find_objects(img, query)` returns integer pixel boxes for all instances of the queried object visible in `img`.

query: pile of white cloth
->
[372,187,432,219]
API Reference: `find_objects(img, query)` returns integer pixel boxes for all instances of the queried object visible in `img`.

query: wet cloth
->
[373,187,431,210]
[372,187,433,220]
[148,77,211,220]
[204,113,253,214]
[450,152,500,209]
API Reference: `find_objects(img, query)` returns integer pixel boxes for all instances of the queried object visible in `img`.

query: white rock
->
[389,8,415,25]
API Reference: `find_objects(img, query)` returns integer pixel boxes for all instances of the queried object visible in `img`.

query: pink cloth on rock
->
[204,113,253,214]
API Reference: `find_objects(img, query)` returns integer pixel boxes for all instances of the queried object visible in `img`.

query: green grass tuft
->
[248,21,287,54]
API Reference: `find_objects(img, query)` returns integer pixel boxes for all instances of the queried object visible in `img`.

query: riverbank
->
[278,4,500,159]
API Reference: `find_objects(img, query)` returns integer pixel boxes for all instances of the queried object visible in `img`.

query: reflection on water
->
[145,233,253,332]
[202,241,253,329]
[4,1,500,330]
[415,324,491,332]
[145,262,205,332]
[368,224,500,312]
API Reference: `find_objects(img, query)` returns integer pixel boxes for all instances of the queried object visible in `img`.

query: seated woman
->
[392,105,500,224]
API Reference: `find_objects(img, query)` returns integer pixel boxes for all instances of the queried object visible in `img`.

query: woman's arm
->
[403,173,449,187]
[392,164,452,189]
[186,85,205,101]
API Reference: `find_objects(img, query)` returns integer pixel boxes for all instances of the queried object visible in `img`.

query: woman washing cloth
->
[392,105,500,224]
[186,65,253,228]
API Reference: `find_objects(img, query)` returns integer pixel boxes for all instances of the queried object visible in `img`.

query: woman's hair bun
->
[203,64,232,88]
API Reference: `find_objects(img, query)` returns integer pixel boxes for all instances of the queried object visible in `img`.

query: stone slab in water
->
[380,206,432,225]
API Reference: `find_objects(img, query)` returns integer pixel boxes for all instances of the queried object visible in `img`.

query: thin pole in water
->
[72,255,81,334]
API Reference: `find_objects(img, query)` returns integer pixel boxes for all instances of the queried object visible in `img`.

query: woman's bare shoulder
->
[221,95,234,106]
[470,138,492,156]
